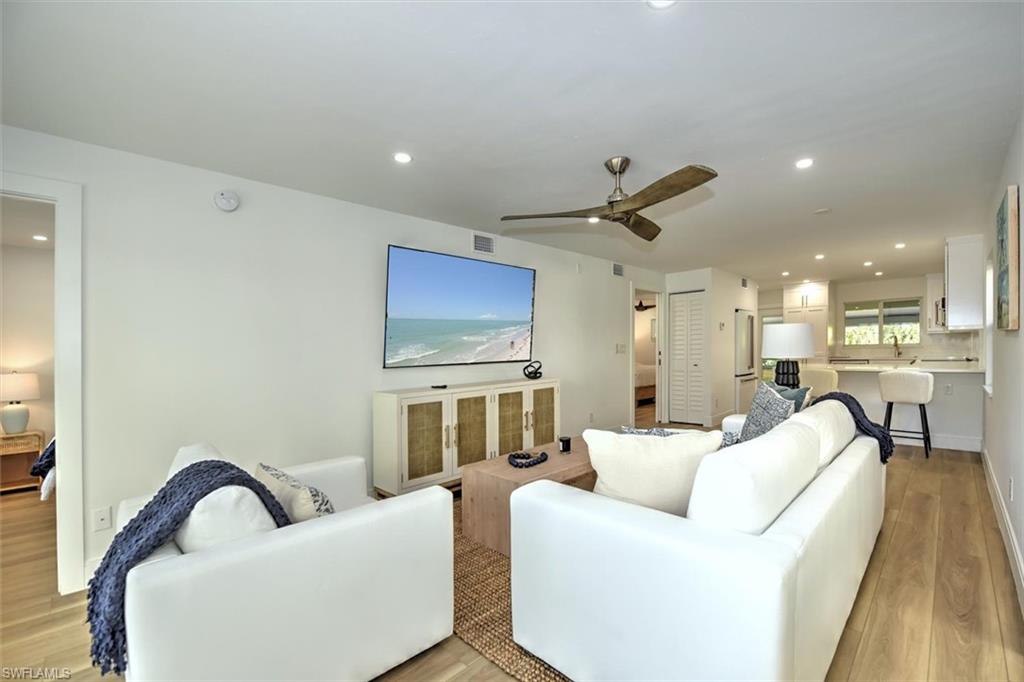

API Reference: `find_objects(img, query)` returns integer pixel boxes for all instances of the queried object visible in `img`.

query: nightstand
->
[0,430,45,493]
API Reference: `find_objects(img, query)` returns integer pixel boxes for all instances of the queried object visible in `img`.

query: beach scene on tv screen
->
[385,247,535,367]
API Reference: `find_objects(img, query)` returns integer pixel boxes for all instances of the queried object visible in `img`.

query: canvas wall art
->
[996,185,1019,331]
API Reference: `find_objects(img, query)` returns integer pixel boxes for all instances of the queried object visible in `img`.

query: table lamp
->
[761,323,815,388]
[1,372,40,434]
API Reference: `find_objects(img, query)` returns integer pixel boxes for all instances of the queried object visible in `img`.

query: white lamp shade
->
[0,373,40,402]
[762,323,815,360]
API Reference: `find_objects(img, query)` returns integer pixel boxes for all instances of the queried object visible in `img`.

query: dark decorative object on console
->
[761,323,815,389]
[523,361,543,380]
[508,450,549,468]
[774,360,800,388]
[558,436,571,453]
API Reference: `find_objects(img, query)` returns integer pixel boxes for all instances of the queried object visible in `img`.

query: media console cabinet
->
[373,379,560,497]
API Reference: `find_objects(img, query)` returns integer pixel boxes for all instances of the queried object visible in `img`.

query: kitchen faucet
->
[892,335,902,358]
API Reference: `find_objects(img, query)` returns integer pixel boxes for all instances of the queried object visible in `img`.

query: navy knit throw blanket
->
[87,460,291,676]
[30,438,55,477]
[811,392,894,464]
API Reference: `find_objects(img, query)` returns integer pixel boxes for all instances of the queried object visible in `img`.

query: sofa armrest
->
[125,486,453,681]
[283,456,370,510]
[510,481,798,681]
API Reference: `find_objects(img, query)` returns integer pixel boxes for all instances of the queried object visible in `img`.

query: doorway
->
[633,289,660,428]
[668,290,709,426]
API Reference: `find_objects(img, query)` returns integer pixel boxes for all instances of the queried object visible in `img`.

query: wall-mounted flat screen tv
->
[384,245,536,368]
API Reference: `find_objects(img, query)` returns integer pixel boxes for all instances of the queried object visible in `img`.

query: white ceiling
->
[1,197,55,250]
[3,2,1022,285]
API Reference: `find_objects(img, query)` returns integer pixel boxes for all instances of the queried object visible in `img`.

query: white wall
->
[758,288,783,310]
[633,306,656,366]
[665,267,758,425]
[983,101,1024,607]
[1,245,55,439]
[832,276,978,359]
[5,126,665,564]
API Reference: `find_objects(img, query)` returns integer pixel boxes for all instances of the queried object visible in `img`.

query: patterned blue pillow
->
[721,431,742,448]
[739,382,795,442]
[619,426,684,437]
[765,381,811,412]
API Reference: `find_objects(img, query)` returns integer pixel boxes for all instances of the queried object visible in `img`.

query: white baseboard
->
[981,448,1024,619]
[892,433,981,452]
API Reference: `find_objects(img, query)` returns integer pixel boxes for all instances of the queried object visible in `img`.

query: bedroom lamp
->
[761,323,815,388]
[0,372,40,434]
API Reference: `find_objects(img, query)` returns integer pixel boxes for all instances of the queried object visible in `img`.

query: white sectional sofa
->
[115,452,453,681]
[510,401,885,681]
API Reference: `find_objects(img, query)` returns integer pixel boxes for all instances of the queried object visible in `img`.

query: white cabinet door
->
[400,395,452,489]
[783,286,805,310]
[669,291,708,424]
[783,308,805,324]
[925,273,946,332]
[946,235,984,330]
[804,284,828,308]
[805,307,829,359]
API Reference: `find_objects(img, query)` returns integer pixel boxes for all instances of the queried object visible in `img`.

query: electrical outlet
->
[92,506,112,532]
[1010,477,1015,503]
[615,343,626,354]
[944,384,953,396]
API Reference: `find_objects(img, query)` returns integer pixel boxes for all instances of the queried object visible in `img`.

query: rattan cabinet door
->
[453,391,493,472]
[531,386,557,446]
[495,388,527,455]
[401,395,452,488]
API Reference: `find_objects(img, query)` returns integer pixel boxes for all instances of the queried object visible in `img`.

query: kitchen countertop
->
[825,362,984,375]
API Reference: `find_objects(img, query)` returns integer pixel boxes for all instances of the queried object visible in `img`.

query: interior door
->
[453,390,492,473]
[401,395,452,488]
[530,384,557,446]
[669,291,708,424]
[495,388,528,455]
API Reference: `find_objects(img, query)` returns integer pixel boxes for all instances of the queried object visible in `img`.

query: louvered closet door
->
[669,291,708,424]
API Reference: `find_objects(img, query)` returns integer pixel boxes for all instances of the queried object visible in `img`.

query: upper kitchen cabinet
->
[925,273,946,333]
[945,235,984,331]
[783,280,831,361]
[784,281,829,310]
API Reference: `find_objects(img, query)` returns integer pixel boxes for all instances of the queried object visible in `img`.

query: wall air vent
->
[741,278,748,288]
[612,263,624,277]
[473,234,495,255]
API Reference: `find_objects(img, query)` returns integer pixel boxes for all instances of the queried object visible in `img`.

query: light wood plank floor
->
[2,446,1021,681]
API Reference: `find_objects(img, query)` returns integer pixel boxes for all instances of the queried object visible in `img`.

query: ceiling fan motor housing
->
[605,156,631,203]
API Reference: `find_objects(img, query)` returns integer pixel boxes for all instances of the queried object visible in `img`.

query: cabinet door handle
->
[453,423,459,450]
[530,410,535,430]
[444,424,450,449]
[524,411,529,431]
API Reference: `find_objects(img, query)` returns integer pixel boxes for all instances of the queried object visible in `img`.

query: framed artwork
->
[996,185,1019,331]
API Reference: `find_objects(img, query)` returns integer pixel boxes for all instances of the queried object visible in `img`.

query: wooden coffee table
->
[461,436,594,556]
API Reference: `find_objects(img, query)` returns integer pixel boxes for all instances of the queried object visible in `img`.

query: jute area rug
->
[452,497,570,682]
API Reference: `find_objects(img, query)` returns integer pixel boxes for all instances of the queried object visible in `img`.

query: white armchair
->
[116,457,454,681]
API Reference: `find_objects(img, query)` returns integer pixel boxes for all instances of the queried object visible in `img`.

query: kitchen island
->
[823,361,984,452]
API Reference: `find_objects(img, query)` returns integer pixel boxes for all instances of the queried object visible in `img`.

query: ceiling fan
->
[501,156,717,242]
[635,299,656,312]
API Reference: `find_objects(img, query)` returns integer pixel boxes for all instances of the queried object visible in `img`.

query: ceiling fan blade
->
[616,165,717,213]
[501,206,611,221]
[624,213,662,241]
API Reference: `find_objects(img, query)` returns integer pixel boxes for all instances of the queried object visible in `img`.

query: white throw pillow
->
[687,421,819,534]
[166,443,277,554]
[583,428,723,516]
[789,399,856,468]
[255,463,335,523]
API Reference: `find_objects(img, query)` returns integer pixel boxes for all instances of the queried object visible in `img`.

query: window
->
[844,298,921,346]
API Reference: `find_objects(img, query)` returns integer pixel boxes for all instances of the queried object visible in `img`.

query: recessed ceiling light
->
[587,217,599,224]
[875,271,884,276]
[863,261,873,266]
[795,158,814,170]
[393,152,413,164]
[32,235,48,241]
[781,271,790,276]
[894,242,906,249]
[803,279,810,283]
[646,0,677,8]
[815,254,825,260]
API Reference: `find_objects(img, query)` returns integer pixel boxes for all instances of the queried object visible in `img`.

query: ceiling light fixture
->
[864,261,873,266]
[795,158,814,170]
[815,254,825,260]
[894,242,906,249]
[781,271,790,276]
[646,0,677,9]
[875,271,884,276]
[32,235,48,242]
[393,152,413,164]
[587,216,599,224]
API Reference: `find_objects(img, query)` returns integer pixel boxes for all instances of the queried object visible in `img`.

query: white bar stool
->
[878,369,934,457]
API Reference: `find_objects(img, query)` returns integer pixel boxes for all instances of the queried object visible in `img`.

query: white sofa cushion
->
[583,428,723,516]
[687,421,819,534]
[789,399,856,468]
[166,443,278,554]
